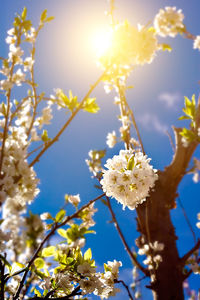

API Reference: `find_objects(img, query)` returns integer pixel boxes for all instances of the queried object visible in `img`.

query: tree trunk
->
[136,126,200,300]
[137,173,184,300]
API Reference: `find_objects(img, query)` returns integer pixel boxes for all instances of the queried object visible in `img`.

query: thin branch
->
[182,257,200,281]
[125,100,145,155]
[26,144,43,159]
[115,279,134,300]
[178,197,197,244]
[166,130,175,153]
[105,196,149,276]
[180,239,200,266]
[29,70,107,167]
[13,193,105,299]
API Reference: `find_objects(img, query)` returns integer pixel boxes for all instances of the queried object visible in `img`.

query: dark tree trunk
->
[137,174,184,300]
[136,127,199,300]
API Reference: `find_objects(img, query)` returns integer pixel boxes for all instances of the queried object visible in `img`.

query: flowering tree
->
[0,1,200,300]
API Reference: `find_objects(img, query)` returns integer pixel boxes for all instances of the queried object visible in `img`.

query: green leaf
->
[180,128,196,142]
[41,9,47,23]
[34,258,45,269]
[127,155,135,170]
[104,263,111,272]
[42,246,56,257]
[34,288,42,297]
[66,257,74,265]
[21,7,27,21]
[83,98,100,113]
[45,16,55,23]
[57,228,67,238]
[178,115,190,121]
[161,43,172,52]
[23,20,32,31]
[41,130,51,142]
[84,248,92,260]
[55,209,66,223]
[183,95,196,119]
[13,16,21,27]
[148,27,156,33]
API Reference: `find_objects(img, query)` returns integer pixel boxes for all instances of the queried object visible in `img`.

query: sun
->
[91,26,113,57]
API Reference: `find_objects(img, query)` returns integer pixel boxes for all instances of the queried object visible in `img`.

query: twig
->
[115,279,134,300]
[105,196,149,276]
[29,70,107,167]
[166,130,175,153]
[26,144,43,159]
[178,197,197,244]
[13,193,105,299]
[26,41,39,139]
[180,239,200,266]
[125,100,145,155]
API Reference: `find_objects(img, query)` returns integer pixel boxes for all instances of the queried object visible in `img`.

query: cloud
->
[139,113,168,134]
[158,92,181,108]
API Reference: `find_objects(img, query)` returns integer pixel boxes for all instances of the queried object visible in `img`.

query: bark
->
[136,127,199,300]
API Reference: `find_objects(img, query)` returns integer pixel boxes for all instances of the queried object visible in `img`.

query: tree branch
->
[13,193,105,299]
[115,279,134,300]
[105,196,149,276]
[29,70,107,167]
[180,239,200,266]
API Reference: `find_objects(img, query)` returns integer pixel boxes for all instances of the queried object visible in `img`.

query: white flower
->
[193,36,200,51]
[24,27,36,43]
[181,136,189,148]
[0,79,13,91]
[154,7,184,37]
[12,69,26,86]
[24,57,34,71]
[100,150,158,210]
[106,131,117,148]
[193,172,199,183]
[77,262,95,276]
[106,260,122,278]
[67,194,80,207]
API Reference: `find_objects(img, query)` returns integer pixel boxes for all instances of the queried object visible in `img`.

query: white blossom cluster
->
[138,241,164,270]
[100,150,158,210]
[193,35,200,51]
[154,7,184,37]
[40,259,122,299]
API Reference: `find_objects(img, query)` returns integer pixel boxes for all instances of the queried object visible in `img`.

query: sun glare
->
[91,27,113,57]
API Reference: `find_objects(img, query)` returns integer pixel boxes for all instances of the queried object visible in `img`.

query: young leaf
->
[161,43,172,52]
[45,16,55,23]
[83,98,100,113]
[84,248,92,260]
[34,258,45,269]
[41,9,47,23]
[42,246,56,257]
[57,228,67,238]
[34,289,42,297]
[55,209,66,223]
[21,7,27,21]
[127,155,135,170]
[41,130,51,142]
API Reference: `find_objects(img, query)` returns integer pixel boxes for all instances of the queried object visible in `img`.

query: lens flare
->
[91,27,113,57]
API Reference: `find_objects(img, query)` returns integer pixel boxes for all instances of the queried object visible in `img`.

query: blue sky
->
[1,0,200,298]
